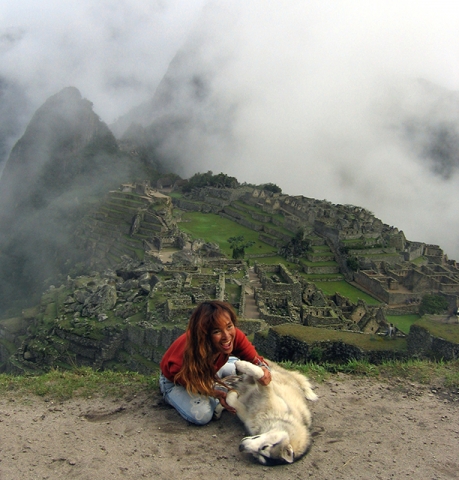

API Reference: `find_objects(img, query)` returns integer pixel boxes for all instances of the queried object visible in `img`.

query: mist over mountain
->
[105,2,459,262]
[0,87,161,315]
[391,79,459,179]
[0,78,31,176]
[1,1,459,317]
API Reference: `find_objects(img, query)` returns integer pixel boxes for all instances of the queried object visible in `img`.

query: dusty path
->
[1,375,458,480]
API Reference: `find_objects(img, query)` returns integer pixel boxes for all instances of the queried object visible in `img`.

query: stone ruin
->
[2,182,459,373]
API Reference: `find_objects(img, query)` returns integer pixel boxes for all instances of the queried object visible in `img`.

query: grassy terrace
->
[413,317,459,343]
[386,314,420,334]
[178,211,277,257]
[272,324,407,352]
[253,256,298,268]
[168,192,183,199]
[301,259,339,267]
[315,281,381,305]
[311,245,332,252]
[411,256,428,265]
[341,237,380,245]
[224,205,294,238]
[232,201,287,224]
[299,273,345,281]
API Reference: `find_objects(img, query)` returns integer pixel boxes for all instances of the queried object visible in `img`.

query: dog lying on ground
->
[221,360,318,465]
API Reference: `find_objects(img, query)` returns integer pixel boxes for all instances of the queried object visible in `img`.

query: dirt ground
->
[1,374,458,480]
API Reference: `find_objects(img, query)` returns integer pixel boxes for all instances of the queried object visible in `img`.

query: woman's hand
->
[213,389,236,414]
[257,366,272,386]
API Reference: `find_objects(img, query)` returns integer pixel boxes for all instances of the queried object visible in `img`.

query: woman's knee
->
[188,409,214,425]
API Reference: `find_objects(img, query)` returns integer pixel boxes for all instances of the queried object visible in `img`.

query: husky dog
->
[223,360,318,465]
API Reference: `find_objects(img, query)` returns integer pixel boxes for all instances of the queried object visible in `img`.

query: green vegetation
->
[0,367,159,400]
[253,256,297,268]
[1,359,457,401]
[182,171,239,192]
[419,294,449,315]
[411,256,427,265]
[314,281,381,305]
[225,284,242,304]
[272,324,407,352]
[227,235,255,259]
[260,182,282,193]
[168,192,183,199]
[298,273,345,281]
[279,228,310,258]
[413,317,459,343]
[346,256,359,271]
[178,212,276,257]
[386,314,419,334]
[285,358,459,389]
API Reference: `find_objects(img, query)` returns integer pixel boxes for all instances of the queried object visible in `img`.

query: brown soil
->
[1,375,458,480]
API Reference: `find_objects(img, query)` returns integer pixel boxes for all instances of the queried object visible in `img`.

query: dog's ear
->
[281,444,294,464]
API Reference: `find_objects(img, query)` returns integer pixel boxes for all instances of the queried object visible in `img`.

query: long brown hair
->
[175,300,238,396]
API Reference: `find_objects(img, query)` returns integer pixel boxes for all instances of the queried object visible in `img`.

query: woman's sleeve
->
[233,328,266,364]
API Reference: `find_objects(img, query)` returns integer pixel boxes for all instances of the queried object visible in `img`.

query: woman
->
[159,300,271,425]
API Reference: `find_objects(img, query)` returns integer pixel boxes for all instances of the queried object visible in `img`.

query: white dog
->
[222,360,318,465]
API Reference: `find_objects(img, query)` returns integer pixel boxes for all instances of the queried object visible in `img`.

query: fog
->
[1,1,459,258]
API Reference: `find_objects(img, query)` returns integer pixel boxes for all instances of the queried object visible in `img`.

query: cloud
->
[1,0,459,259]
[0,0,206,122]
[149,0,459,259]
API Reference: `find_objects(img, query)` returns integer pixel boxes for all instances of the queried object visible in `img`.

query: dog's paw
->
[226,390,239,408]
[235,360,264,380]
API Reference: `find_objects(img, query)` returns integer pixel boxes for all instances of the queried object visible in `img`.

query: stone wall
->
[303,264,340,275]
[253,328,409,363]
[124,325,186,365]
[407,324,459,360]
[263,226,292,242]
[258,233,282,248]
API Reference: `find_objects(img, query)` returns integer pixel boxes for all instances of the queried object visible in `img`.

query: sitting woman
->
[159,300,271,425]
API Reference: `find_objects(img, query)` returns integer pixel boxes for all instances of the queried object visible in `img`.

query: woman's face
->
[210,311,235,355]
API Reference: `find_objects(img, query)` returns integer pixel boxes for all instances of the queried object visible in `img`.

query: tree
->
[182,171,239,192]
[261,182,282,194]
[227,236,255,259]
[346,257,359,272]
[419,294,449,316]
[279,228,310,259]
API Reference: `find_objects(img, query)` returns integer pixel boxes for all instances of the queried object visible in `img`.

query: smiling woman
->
[159,300,271,425]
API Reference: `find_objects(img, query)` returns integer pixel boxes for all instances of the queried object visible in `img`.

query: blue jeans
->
[159,356,237,425]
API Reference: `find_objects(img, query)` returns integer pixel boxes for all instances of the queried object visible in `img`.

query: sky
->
[1,0,459,259]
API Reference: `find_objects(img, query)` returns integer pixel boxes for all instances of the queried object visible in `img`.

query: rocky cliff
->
[0,87,161,317]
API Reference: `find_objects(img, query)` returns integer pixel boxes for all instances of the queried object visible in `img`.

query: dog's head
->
[239,431,294,465]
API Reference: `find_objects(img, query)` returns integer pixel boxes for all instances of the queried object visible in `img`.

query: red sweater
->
[160,328,264,384]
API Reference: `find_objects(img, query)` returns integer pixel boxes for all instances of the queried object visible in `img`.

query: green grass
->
[273,324,407,351]
[411,256,427,265]
[301,259,338,267]
[225,284,242,303]
[179,212,277,257]
[0,367,159,400]
[311,245,332,252]
[386,314,420,334]
[2,359,457,401]
[281,358,459,389]
[413,317,459,343]
[252,256,296,268]
[298,273,345,281]
[314,281,381,305]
